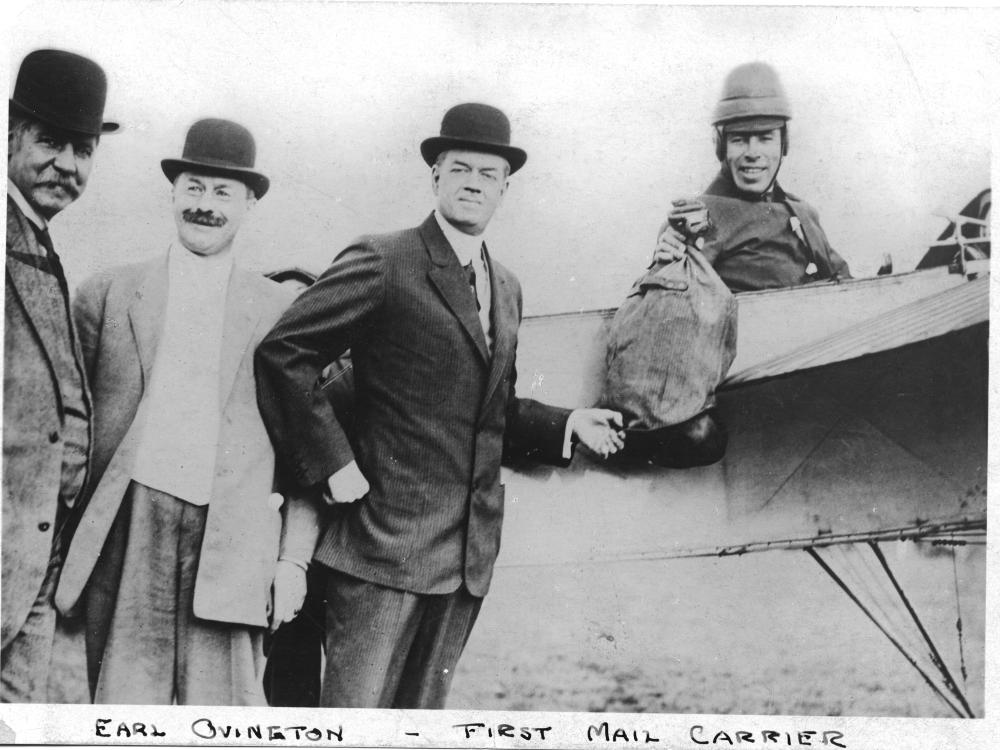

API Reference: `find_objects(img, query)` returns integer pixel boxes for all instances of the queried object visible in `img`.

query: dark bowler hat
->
[9,48,118,136]
[161,118,270,198]
[420,102,527,174]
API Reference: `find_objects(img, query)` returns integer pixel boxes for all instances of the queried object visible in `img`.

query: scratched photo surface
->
[2,0,995,741]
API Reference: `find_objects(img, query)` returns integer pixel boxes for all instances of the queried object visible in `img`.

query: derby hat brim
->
[161,158,270,199]
[9,98,119,136]
[420,136,527,175]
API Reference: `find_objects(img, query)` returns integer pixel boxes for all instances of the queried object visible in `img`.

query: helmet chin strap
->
[763,153,783,196]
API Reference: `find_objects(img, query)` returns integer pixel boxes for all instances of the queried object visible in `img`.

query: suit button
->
[38,522,50,532]
[48,431,59,443]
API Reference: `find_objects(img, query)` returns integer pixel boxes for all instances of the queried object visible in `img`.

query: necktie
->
[464,261,480,311]
[32,225,71,299]
[35,225,54,254]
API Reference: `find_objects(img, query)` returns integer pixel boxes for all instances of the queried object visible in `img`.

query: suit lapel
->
[218,267,262,409]
[126,256,169,389]
[480,248,518,411]
[421,215,490,364]
[5,200,66,377]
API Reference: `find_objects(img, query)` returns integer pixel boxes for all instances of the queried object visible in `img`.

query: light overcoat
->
[55,254,311,628]
[3,197,92,649]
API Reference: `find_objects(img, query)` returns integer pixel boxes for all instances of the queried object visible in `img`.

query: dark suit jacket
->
[256,213,571,597]
[3,197,91,649]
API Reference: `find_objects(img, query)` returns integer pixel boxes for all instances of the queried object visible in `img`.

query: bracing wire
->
[495,519,986,568]
[951,550,968,686]
[849,544,929,663]
[867,541,974,718]
[828,545,935,686]
[806,546,965,719]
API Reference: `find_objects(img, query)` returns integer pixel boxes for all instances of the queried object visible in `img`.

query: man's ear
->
[430,164,440,195]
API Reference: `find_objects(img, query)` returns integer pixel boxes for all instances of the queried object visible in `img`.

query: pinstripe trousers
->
[320,568,481,709]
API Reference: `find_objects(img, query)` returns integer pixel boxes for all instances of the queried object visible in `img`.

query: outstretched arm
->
[566,408,625,459]
[503,362,625,465]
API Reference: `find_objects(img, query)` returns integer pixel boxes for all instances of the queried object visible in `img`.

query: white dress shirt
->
[131,243,233,505]
[434,210,493,351]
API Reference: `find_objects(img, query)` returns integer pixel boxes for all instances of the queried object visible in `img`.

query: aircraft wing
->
[498,268,987,567]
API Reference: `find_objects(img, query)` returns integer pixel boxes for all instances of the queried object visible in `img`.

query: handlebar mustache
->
[182,209,227,227]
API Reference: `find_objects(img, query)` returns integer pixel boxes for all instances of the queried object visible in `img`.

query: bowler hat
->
[161,118,270,199]
[420,103,527,174]
[9,48,118,136]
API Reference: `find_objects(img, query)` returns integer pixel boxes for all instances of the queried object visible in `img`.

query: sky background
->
[4,2,997,315]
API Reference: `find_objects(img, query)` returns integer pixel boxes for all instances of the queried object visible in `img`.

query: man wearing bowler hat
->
[255,102,625,708]
[3,48,118,702]
[54,118,321,705]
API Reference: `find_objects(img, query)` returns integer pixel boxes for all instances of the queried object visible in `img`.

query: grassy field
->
[49,542,984,717]
[450,544,985,716]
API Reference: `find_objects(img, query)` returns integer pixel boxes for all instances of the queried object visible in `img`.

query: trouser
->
[321,568,482,709]
[85,481,265,706]
[0,535,62,703]
[1,446,82,704]
[263,566,326,706]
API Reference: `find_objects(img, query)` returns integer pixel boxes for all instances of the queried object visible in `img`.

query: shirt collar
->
[434,209,485,267]
[7,179,47,231]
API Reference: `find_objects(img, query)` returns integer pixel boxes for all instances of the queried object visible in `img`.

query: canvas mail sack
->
[601,249,738,468]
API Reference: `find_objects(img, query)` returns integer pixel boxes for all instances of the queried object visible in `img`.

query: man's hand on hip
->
[325,460,370,504]
[569,409,625,459]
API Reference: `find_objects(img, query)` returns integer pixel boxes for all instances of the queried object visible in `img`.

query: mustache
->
[39,179,80,198]
[182,209,227,227]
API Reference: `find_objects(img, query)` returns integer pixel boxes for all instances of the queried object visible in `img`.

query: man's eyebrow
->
[448,158,501,174]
